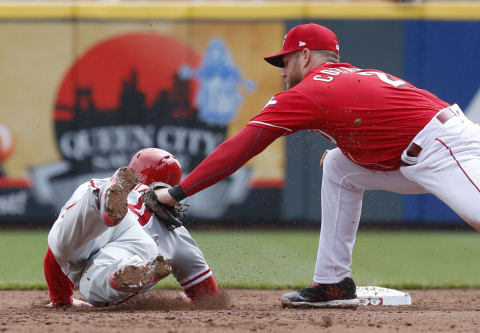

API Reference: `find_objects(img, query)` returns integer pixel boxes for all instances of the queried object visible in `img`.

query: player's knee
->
[321,148,343,179]
[134,237,159,261]
[144,240,159,260]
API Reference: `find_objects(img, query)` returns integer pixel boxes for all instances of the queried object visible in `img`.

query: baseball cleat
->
[109,255,172,293]
[99,166,138,226]
[281,277,359,309]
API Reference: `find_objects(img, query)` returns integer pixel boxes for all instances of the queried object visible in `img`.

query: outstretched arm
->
[44,248,91,308]
[158,125,283,205]
[44,248,74,307]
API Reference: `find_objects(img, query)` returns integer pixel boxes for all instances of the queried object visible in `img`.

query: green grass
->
[1,230,479,290]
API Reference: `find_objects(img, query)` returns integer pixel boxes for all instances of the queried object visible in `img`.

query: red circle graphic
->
[54,32,200,121]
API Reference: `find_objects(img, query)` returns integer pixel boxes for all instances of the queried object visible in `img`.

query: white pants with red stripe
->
[49,179,211,306]
[128,184,213,290]
[48,179,160,306]
[143,221,212,290]
[315,104,480,284]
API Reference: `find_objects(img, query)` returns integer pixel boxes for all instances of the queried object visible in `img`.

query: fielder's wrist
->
[168,185,187,202]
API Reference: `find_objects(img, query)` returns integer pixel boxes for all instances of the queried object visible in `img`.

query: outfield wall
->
[0,3,478,225]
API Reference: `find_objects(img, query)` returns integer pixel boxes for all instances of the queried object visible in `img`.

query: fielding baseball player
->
[153,23,480,308]
[44,148,217,307]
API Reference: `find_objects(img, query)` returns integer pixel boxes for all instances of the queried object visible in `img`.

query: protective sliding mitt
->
[141,182,185,231]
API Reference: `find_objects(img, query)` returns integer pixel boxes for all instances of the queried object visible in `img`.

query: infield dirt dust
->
[2,289,479,332]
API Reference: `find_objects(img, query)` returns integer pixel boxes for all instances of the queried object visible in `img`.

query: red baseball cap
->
[264,23,339,68]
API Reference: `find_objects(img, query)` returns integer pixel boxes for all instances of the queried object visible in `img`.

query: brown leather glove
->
[141,182,185,231]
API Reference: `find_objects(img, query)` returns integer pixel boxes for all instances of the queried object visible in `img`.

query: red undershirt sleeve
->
[175,125,283,198]
[44,247,74,307]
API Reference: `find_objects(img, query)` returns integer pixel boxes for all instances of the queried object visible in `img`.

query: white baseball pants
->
[48,179,159,306]
[129,185,213,290]
[315,104,480,284]
[143,222,213,290]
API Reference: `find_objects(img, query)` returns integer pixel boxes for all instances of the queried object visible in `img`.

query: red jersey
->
[249,63,449,170]
[174,62,450,199]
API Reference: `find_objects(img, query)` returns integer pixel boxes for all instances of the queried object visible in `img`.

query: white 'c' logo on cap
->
[299,41,306,47]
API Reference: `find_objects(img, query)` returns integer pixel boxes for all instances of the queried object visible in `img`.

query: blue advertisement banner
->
[403,20,480,223]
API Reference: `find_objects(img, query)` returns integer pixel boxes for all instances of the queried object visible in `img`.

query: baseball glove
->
[141,182,185,231]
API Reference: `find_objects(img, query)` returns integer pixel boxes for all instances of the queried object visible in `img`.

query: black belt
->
[400,108,457,166]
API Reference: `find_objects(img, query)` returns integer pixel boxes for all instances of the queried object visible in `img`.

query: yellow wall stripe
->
[0,3,479,21]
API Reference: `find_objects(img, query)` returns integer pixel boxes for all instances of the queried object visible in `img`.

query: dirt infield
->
[2,289,480,332]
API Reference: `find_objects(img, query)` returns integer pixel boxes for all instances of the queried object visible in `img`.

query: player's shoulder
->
[259,88,304,111]
[305,62,361,82]
[88,177,109,190]
[261,88,316,113]
[307,62,362,75]
[69,178,106,198]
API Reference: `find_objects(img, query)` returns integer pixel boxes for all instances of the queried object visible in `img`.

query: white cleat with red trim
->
[109,256,172,293]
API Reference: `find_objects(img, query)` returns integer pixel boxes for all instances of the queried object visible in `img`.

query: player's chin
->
[285,78,300,90]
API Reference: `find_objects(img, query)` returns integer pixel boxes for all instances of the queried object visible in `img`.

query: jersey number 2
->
[357,71,407,88]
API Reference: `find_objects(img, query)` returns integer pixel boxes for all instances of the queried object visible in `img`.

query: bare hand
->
[154,187,178,206]
[320,149,330,168]
[46,298,92,308]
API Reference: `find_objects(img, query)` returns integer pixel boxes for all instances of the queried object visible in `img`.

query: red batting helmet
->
[128,148,182,186]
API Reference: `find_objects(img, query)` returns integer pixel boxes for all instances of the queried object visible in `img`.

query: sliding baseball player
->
[44,148,217,307]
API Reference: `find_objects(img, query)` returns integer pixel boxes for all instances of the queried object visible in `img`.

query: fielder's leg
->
[281,148,426,308]
[314,148,426,283]
[400,111,480,230]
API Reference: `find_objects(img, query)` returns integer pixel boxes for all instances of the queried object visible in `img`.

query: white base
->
[356,286,411,306]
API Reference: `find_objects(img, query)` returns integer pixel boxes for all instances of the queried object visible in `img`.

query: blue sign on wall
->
[403,20,480,224]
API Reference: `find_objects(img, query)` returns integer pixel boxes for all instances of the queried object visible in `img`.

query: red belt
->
[400,108,457,166]
[435,108,457,125]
